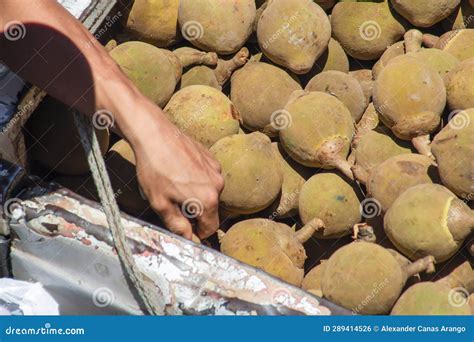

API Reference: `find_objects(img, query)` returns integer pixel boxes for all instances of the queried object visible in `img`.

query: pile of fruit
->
[25,0,473,315]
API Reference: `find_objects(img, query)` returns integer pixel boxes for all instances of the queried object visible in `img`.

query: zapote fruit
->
[230,60,302,137]
[331,0,405,60]
[434,29,474,61]
[432,109,474,198]
[390,0,461,28]
[302,38,350,81]
[257,0,331,74]
[178,0,256,54]
[210,132,283,215]
[445,57,474,110]
[124,0,180,47]
[164,85,242,148]
[391,262,473,315]
[279,91,355,179]
[385,184,474,262]
[219,218,323,286]
[302,261,327,297]
[298,173,362,239]
[321,241,436,314]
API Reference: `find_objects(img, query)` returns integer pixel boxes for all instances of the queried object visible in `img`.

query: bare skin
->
[0,0,224,240]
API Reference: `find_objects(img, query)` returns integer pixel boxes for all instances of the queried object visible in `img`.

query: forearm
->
[0,0,168,148]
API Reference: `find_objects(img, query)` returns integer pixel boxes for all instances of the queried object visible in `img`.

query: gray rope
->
[73,110,163,315]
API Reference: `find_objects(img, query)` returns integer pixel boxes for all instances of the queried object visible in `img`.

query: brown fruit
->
[390,0,461,27]
[445,57,474,110]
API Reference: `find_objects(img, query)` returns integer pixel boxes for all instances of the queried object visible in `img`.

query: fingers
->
[195,191,220,239]
[153,200,193,240]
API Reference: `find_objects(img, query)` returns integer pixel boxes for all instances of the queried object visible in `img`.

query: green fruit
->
[210,132,283,215]
[230,61,302,136]
[331,1,405,60]
[257,0,331,74]
[280,91,355,179]
[26,97,109,176]
[390,0,461,27]
[178,0,256,54]
[321,242,435,314]
[219,218,320,286]
[385,184,474,262]
[432,109,474,199]
[298,173,361,239]
[164,85,242,148]
[302,262,327,297]
[309,38,350,76]
[445,57,474,110]
[373,54,445,140]
[110,41,176,107]
[125,0,180,46]
[305,71,367,122]
[367,153,437,212]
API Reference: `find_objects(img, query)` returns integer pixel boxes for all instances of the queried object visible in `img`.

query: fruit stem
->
[404,255,436,278]
[295,218,324,243]
[214,47,249,86]
[404,29,423,53]
[411,134,434,160]
[422,33,439,48]
[333,158,355,180]
[216,229,226,243]
[105,39,117,52]
[173,47,218,68]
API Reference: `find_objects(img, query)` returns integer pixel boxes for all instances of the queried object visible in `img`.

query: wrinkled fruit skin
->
[26,98,109,176]
[299,173,361,239]
[432,109,474,199]
[445,57,474,110]
[385,184,472,262]
[391,282,471,315]
[321,242,406,315]
[220,218,306,286]
[302,262,326,297]
[231,62,302,136]
[367,153,437,212]
[125,0,180,47]
[210,132,283,215]
[390,0,461,27]
[331,1,405,60]
[306,70,367,122]
[178,0,255,54]
[164,85,241,148]
[373,55,446,140]
[280,91,354,169]
[436,29,474,61]
[257,0,331,74]
[110,41,176,107]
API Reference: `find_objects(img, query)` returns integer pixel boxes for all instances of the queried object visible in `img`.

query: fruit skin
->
[367,153,437,212]
[445,57,474,110]
[305,71,367,123]
[390,0,461,27]
[385,184,474,262]
[110,41,176,107]
[125,0,180,47]
[299,173,361,239]
[279,91,354,178]
[164,85,241,148]
[435,29,474,61]
[219,218,307,286]
[307,38,350,77]
[257,0,331,74]
[407,48,460,83]
[391,282,471,315]
[26,98,109,176]
[210,132,283,215]
[349,69,374,105]
[320,242,433,315]
[432,109,474,199]
[443,0,474,30]
[178,0,256,54]
[331,1,406,60]
[230,61,302,137]
[372,41,405,79]
[373,54,446,140]
[302,262,326,297]
[351,127,413,185]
